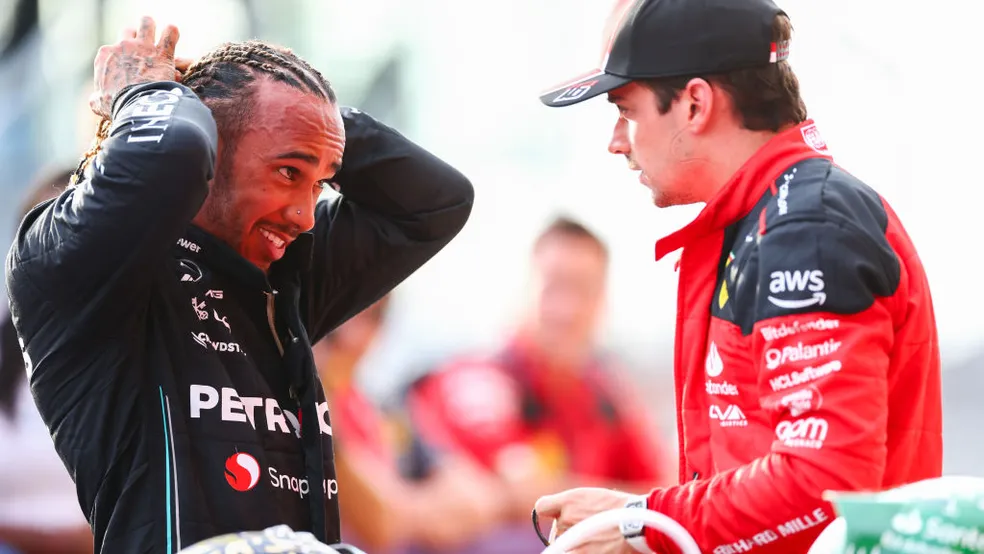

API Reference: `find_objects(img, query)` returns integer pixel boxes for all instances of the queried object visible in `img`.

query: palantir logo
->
[225,453,260,492]
[764,338,841,370]
[767,270,826,310]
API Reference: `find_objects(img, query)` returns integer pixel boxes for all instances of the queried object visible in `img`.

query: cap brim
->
[539,70,631,107]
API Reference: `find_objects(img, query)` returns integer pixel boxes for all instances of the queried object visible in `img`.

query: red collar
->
[654,120,833,261]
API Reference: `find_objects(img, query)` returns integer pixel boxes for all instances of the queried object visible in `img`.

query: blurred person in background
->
[0,167,92,554]
[313,294,512,554]
[406,216,673,533]
[6,17,473,553]
[533,0,942,552]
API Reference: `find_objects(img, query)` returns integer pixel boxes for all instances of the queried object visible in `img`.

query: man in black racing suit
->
[5,18,473,554]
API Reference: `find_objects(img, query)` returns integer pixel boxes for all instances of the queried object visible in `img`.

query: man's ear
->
[683,77,715,133]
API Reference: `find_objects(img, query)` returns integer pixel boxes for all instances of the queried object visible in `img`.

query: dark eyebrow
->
[276,150,319,165]
[607,94,624,104]
[276,151,342,174]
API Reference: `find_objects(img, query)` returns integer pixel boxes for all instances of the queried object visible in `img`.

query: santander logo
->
[225,453,260,492]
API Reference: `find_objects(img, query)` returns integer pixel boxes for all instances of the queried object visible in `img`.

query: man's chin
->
[652,189,699,209]
[245,257,272,273]
[241,246,276,273]
[243,233,291,272]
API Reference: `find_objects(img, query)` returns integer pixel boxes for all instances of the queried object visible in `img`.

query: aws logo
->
[225,452,260,492]
[767,270,826,310]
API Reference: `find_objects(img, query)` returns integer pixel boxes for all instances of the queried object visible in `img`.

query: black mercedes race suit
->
[4,81,474,554]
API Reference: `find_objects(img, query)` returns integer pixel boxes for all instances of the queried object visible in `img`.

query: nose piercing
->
[296,210,301,215]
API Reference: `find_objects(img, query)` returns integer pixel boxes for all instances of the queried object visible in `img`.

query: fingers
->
[88,91,101,115]
[174,56,194,72]
[156,24,179,59]
[118,27,136,41]
[93,45,112,83]
[135,16,156,44]
[94,44,112,64]
[88,90,109,118]
[534,491,568,519]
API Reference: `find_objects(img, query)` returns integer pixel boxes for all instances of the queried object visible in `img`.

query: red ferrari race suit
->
[641,120,943,553]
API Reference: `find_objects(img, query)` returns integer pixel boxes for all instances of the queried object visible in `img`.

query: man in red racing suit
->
[531,0,943,552]
[407,217,673,543]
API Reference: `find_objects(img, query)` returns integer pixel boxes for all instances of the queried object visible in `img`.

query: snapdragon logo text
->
[269,467,339,500]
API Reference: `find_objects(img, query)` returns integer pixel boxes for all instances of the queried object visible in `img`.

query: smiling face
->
[193,77,345,272]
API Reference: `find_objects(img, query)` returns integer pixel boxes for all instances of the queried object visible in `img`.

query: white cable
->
[540,507,701,554]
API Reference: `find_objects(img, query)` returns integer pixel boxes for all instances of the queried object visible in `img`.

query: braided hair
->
[74,39,337,184]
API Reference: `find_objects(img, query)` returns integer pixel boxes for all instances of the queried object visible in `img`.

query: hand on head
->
[89,16,182,118]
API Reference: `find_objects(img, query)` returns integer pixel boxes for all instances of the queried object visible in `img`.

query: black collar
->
[174,225,314,292]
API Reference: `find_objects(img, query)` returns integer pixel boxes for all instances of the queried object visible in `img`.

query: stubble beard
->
[651,186,700,208]
[204,163,244,253]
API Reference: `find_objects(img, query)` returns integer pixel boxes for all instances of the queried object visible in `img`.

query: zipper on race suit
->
[265,289,284,356]
[265,288,301,403]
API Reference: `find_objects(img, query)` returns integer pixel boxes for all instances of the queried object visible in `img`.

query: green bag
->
[808,476,984,554]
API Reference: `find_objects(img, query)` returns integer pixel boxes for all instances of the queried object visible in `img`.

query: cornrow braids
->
[74,39,337,184]
[71,118,112,186]
[181,39,335,103]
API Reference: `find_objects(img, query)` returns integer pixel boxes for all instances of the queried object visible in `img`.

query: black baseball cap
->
[540,0,788,107]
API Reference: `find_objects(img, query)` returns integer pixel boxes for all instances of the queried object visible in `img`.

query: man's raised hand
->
[89,16,180,118]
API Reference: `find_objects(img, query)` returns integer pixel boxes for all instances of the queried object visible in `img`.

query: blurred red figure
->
[314,296,506,554]
[0,168,93,554]
[407,217,674,522]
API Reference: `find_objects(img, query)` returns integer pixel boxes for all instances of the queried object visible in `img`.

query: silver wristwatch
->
[619,495,656,553]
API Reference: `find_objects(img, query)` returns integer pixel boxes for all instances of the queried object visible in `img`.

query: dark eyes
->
[278,166,299,181]
[278,167,328,192]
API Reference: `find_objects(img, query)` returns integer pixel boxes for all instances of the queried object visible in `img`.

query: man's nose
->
[285,199,316,233]
[608,118,629,156]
